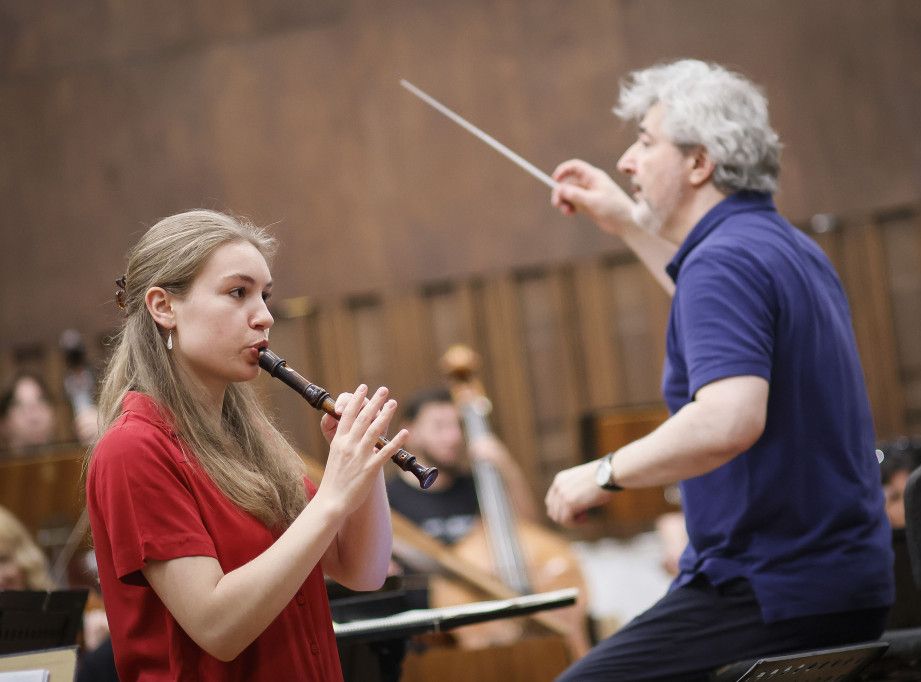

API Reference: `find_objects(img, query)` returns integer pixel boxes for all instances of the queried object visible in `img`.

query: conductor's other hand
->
[545,460,614,527]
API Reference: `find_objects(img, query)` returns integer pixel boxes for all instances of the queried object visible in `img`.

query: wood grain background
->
[1,0,919,529]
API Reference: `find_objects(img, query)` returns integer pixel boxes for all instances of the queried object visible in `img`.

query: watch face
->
[595,458,612,487]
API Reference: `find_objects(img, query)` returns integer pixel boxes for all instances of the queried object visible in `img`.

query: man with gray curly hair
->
[545,59,893,680]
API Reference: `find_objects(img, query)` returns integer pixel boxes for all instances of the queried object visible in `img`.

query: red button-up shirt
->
[87,392,343,681]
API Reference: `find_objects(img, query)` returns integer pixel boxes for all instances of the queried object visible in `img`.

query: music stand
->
[0,590,88,655]
[333,587,578,644]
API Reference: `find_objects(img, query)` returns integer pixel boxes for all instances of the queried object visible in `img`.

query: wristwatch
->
[595,453,624,492]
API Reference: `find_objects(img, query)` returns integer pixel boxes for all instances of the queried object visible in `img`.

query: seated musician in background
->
[878,438,921,629]
[386,386,536,547]
[86,209,403,681]
[545,59,893,681]
[387,385,593,658]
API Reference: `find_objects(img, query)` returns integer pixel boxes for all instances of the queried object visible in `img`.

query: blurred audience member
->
[0,372,98,455]
[878,437,921,629]
[0,505,117,679]
[0,504,55,590]
[0,374,57,455]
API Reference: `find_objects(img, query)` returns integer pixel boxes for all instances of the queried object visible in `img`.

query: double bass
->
[429,344,592,658]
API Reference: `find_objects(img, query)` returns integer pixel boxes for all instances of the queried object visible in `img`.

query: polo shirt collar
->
[665,191,776,283]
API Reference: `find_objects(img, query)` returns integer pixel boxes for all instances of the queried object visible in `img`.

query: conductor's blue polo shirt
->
[662,191,894,622]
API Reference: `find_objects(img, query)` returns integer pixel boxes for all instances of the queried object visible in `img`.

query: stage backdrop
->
[1,0,920,523]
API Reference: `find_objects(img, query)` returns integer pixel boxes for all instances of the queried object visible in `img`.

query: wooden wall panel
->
[0,449,87,541]
[516,270,583,491]
[383,290,438,407]
[476,275,541,500]
[809,207,921,440]
[425,284,477,366]
[2,0,920,354]
[350,296,388,391]
[839,221,905,438]
[607,262,667,406]
[571,260,622,410]
[879,214,921,436]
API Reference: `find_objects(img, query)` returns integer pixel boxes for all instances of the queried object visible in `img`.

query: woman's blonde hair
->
[0,505,55,590]
[90,210,307,528]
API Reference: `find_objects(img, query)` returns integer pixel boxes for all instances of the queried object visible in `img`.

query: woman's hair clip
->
[115,275,128,311]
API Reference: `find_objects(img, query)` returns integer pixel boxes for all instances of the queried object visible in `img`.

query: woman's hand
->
[315,386,407,518]
[314,385,402,589]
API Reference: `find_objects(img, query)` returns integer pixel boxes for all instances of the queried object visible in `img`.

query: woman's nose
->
[254,301,274,330]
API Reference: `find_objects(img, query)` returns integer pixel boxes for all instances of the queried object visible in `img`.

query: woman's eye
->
[231,288,245,298]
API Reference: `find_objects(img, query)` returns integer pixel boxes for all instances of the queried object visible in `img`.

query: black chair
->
[860,627,921,680]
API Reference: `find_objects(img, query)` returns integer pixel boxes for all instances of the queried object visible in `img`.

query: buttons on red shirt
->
[310,642,320,655]
[295,591,306,605]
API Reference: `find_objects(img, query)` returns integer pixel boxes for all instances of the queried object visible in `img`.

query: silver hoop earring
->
[167,329,173,350]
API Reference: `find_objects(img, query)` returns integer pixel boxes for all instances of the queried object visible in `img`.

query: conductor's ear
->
[145,287,175,329]
[688,146,716,187]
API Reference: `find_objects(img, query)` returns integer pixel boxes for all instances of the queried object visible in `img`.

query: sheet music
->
[0,670,49,682]
[0,646,76,682]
